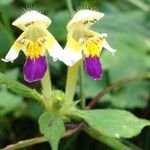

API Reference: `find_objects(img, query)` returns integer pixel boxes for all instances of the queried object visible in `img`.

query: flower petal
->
[103,40,117,55]
[67,10,104,31]
[59,33,82,66]
[44,33,64,62]
[1,32,28,63]
[12,10,51,31]
[61,48,82,66]
[48,43,64,62]
[84,56,102,80]
[1,48,19,63]
[23,56,47,83]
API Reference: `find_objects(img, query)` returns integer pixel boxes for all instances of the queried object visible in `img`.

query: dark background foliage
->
[0,0,149,149]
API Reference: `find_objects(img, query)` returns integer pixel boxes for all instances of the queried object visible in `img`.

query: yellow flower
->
[61,9,116,80]
[2,10,63,83]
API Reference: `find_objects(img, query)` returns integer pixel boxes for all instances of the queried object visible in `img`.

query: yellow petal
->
[24,38,45,59]
[65,34,81,52]
[84,40,99,57]
[83,35,105,57]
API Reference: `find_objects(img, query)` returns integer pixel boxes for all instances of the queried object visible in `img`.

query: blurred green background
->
[0,0,149,149]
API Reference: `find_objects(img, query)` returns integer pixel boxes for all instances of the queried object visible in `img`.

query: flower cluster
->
[2,10,116,82]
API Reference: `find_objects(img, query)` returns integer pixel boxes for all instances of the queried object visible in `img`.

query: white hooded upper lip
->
[12,10,52,31]
[67,9,104,31]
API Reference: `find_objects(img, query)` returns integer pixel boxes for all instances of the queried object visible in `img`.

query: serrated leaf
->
[38,111,65,150]
[75,109,150,138]
[0,72,43,102]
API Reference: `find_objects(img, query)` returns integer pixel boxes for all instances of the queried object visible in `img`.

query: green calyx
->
[51,90,65,109]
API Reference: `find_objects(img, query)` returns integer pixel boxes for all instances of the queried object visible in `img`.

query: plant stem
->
[2,73,149,150]
[1,127,82,150]
[123,139,142,150]
[1,137,47,150]
[79,65,85,109]
[66,0,74,16]
[41,59,52,109]
[2,123,132,150]
[65,0,84,107]
[65,61,80,104]
[86,128,133,150]
[87,73,150,109]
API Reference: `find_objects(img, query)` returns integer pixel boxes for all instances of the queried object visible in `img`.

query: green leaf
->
[0,72,43,102]
[38,111,65,150]
[0,86,22,115]
[75,109,150,138]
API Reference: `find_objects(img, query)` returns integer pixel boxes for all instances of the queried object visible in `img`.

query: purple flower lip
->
[23,56,47,83]
[84,55,102,80]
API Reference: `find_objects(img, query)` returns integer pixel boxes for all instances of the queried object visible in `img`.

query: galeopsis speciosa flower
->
[61,10,116,80]
[2,10,63,83]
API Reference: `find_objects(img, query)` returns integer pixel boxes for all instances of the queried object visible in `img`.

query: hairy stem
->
[1,127,82,150]
[2,73,149,150]
[41,60,52,109]
[65,61,80,104]
[1,137,47,150]
[86,128,133,150]
[79,65,85,109]
[2,123,132,150]
[65,0,87,110]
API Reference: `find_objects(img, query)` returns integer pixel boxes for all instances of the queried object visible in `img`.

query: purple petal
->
[23,56,47,83]
[84,56,102,80]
